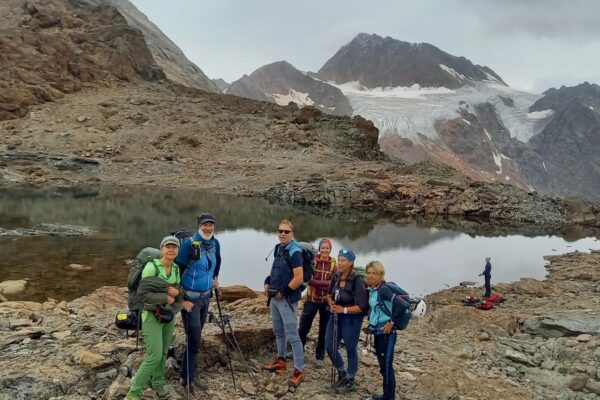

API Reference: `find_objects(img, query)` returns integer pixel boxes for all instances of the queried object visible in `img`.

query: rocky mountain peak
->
[530,82,600,113]
[76,0,220,93]
[227,60,352,115]
[317,33,506,89]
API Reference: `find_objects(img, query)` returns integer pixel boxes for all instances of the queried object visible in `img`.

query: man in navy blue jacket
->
[479,257,492,298]
[176,213,221,393]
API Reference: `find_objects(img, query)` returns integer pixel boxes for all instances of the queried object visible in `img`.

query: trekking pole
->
[224,318,254,378]
[135,310,140,349]
[331,312,338,388]
[214,289,237,391]
[185,311,190,400]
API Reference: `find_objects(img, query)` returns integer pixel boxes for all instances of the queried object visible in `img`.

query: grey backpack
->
[126,247,161,310]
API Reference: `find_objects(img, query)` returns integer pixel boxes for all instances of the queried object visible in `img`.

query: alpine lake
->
[0,186,598,302]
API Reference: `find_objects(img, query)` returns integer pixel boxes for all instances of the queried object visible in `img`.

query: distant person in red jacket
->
[298,238,337,368]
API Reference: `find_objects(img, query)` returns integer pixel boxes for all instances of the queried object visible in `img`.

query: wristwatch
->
[344,307,348,314]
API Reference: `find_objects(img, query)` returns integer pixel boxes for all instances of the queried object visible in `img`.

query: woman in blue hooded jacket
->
[365,261,410,400]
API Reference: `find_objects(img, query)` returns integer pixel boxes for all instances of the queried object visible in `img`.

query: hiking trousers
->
[270,297,304,372]
[484,276,491,298]
[325,313,364,378]
[375,331,397,400]
[180,296,209,384]
[298,301,330,360]
[128,313,175,397]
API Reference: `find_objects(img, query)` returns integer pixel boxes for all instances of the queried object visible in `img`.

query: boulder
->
[568,375,589,391]
[523,314,600,337]
[102,374,130,400]
[72,347,106,367]
[219,285,258,302]
[0,280,27,295]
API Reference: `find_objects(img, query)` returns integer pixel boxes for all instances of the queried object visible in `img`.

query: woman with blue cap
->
[325,248,368,394]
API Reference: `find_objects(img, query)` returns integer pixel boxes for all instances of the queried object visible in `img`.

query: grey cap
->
[160,235,180,248]
[485,257,491,262]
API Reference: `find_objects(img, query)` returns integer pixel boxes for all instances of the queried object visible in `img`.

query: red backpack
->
[477,301,494,310]
[486,294,505,303]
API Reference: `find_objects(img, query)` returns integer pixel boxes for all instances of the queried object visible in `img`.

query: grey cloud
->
[467,0,600,39]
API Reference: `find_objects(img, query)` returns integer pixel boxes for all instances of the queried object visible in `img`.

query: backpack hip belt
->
[184,289,212,300]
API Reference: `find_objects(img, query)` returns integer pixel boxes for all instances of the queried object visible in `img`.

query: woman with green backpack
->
[127,235,183,400]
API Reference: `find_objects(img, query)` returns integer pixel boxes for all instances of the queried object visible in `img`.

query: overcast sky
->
[129,0,600,93]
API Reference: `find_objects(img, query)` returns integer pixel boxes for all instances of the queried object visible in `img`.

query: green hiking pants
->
[128,312,175,397]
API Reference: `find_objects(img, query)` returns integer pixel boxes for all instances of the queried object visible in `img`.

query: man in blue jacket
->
[262,218,305,387]
[176,213,221,394]
[479,256,492,298]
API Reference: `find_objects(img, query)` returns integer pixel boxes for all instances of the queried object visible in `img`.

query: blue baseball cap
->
[338,248,356,262]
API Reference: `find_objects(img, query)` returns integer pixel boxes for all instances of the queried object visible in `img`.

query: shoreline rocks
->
[0,250,599,399]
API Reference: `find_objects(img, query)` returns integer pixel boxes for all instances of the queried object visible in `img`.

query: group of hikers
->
[125,213,423,400]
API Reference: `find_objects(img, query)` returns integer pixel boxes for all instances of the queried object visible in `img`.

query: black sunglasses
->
[278,229,292,234]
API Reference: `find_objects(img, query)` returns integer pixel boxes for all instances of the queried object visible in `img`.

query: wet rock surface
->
[1,250,599,399]
[0,223,95,237]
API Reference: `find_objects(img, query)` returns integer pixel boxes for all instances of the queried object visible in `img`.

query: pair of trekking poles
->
[183,289,254,400]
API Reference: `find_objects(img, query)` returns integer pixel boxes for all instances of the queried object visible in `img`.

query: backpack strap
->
[376,284,394,317]
[151,259,160,277]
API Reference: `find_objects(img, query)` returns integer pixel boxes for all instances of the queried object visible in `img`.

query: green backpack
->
[126,247,161,311]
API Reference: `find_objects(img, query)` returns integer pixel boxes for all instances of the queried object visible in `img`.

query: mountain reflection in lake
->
[0,187,598,302]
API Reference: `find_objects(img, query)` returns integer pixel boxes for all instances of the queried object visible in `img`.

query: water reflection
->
[0,187,598,302]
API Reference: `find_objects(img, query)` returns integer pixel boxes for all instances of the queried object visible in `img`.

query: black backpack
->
[297,242,317,286]
[170,228,193,245]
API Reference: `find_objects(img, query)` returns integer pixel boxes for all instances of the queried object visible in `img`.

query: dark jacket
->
[328,271,369,314]
[137,275,183,314]
[482,261,492,279]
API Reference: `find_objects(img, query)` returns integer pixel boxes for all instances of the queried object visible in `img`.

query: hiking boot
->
[288,368,305,387]
[155,384,176,399]
[333,370,347,388]
[314,358,324,369]
[181,376,207,393]
[263,356,286,373]
[335,377,356,393]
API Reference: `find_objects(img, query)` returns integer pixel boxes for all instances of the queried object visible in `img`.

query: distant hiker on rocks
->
[298,238,337,369]
[127,235,182,400]
[263,219,305,387]
[479,256,492,298]
[176,213,221,394]
[365,261,407,400]
[326,248,368,394]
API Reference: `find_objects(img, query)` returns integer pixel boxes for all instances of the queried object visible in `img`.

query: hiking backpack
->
[486,294,505,303]
[297,242,317,287]
[170,228,193,245]
[477,300,494,310]
[126,247,161,311]
[376,282,414,330]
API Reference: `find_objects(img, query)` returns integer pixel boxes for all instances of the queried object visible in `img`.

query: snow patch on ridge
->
[492,151,502,174]
[483,129,493,141]
[269,89,314,107]
[439,64,466,81]
[527,109,555,119]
